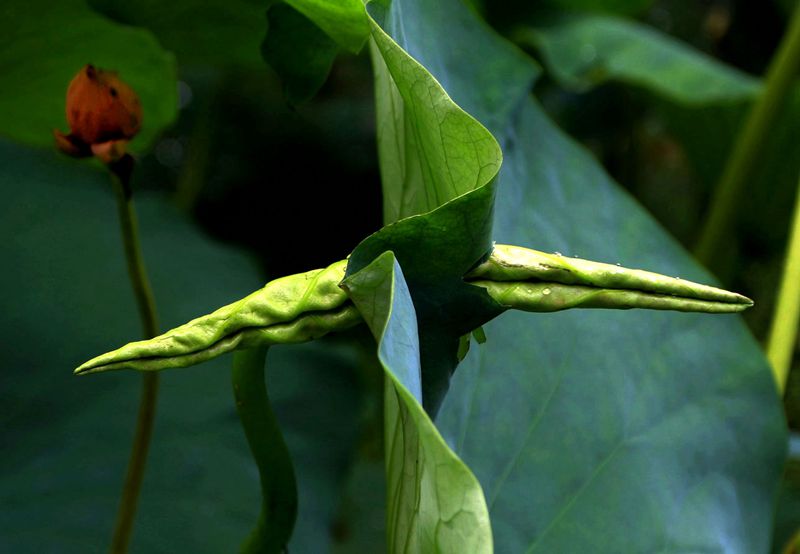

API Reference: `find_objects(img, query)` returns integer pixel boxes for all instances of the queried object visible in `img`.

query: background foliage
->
[1,0,797,552]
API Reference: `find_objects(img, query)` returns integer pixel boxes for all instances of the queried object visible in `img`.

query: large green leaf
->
[0,140,362,552]
[259,0,368,103]
[89,0,369,103]
[343,252,491,553]
[88,0,267,67]
[261,3,341,104]
[520,13,800,268]
[440,98,786,552]
[369,3,499,222]
[367,0,786,551]
[0,0,177,152]
[370,0,536,226]
[340,9,516,546]
[519,13,760,104]
[515,13,762,191]
[347,1,537,413]
[284,0,368,53]
[540,0,653,16]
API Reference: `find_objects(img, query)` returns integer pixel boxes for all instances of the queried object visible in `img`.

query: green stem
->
[694,3,800,267]
[232,346,298,553]
[767,174,800,394]
[108,162,161,554]
[782,527,800,554]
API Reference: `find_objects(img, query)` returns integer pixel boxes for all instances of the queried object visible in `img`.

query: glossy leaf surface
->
[361,0,787,552]
[344,252,492,553]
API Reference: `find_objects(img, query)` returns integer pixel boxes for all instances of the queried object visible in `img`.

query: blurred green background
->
[1,0,799,551]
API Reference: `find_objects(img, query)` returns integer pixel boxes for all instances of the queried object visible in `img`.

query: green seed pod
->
[75,260,360,375]
[466,245,752,313]
[77,244,753,377]
[471,281,750,314]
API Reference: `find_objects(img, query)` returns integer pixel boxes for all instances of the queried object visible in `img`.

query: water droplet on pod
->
[543,288,552,295]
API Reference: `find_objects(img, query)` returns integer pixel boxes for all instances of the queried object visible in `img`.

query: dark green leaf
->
[439,105,785,551]
[259,0,368,104]
[521,12,800,276]
[368,0,787,551]
[0,0,177,152]
[283,0,368,53]
[88,0,267,67]
[88,0,367,105]
[343,252,491,553]
[520,13,759,104]
[369,0,536,225]
[261,4,340,104]
[346,3,537,413]
[0,140,362,552]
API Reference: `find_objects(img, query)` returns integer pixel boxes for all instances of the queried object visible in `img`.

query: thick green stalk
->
[782,527,800,554]
[767,175,800,393]
[109,166,161,554]
[695,3,800,267]
[232,346,298,553]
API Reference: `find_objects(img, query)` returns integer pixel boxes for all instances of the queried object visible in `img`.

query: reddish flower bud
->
[54,64,142,164]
